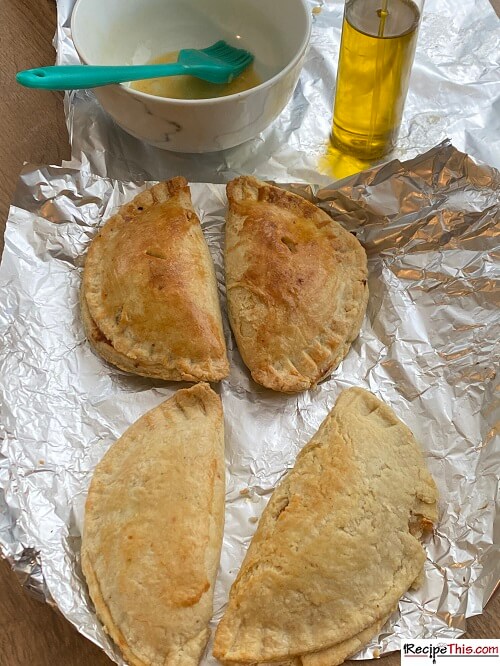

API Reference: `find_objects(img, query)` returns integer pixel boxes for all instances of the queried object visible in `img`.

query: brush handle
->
[16,64,190,90]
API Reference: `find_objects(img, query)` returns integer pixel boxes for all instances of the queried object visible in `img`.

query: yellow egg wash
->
[332,0,421,159]
[131,50,261,100]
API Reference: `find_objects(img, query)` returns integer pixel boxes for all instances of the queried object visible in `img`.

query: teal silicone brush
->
[16,41,254,90]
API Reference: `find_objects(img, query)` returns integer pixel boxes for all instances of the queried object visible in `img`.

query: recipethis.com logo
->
[402,640,500,666]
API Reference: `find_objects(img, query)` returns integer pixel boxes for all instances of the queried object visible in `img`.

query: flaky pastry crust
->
[82,383,225,666]
[225,177,368,393]
[82,177,229,381]
[213,388,438,664]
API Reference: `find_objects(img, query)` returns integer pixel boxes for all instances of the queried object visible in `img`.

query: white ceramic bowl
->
[71,0,311,153]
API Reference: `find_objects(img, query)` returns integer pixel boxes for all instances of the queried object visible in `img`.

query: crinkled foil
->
[55,0,500,182]
[0,142,498,666]
[1,0,499,660]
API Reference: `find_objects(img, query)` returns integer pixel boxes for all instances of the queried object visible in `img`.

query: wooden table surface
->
[0,1,498,665]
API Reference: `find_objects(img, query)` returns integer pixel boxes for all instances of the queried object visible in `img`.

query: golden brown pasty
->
[82,177,229,382]
[225,176,368,393]
[213,387,438,664]
[82,383,225,666]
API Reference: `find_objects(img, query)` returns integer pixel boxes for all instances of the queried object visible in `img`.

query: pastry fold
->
[214,388,438,665]
[82,177,229,382]
[225,177,368,393]
[82,383,225,666]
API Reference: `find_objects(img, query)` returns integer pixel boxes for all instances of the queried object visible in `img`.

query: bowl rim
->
[70,0,312,106]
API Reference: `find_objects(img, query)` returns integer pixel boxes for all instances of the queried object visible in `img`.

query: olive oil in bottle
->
[332,0,421,159]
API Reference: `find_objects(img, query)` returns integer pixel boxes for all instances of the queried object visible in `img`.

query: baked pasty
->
[225,177,368,393]
[213,388,437,664]
[82,177,229,382]
[82,383,225,666]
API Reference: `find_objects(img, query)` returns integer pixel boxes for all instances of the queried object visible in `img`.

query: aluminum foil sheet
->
[0,142,499,665]
[54,0,500,183]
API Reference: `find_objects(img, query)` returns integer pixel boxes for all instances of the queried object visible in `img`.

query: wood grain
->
[0,0,69,247]
[0,558,111,666]
[0,1,497,665]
